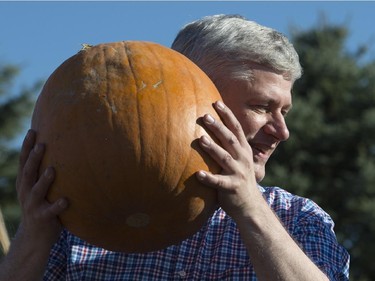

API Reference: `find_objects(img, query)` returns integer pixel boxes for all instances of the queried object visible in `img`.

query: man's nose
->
[263,114,290,141]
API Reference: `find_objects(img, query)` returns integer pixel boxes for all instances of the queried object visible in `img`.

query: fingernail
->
[200,135,211,146]
[197,171,206,180]
[204,114,215,124]
[58,198,68,209]
[34,144,42,153]
[44,167,54,179]
[216,100,225,110]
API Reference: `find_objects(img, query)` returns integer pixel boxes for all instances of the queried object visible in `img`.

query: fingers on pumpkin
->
[201,113,240,162]
[17,143,45,205]
[17,130,36,193]
[196,170,229,189]
[31,167,55,203]
[199,134,236,172]
[32,167,68,216]
[213,101,247,146]
[47,198,69,217]
[19,130,37,172]
[23,143,45,188]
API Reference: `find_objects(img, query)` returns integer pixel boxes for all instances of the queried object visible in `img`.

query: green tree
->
[0,61,41,240]
[263,19,375,280]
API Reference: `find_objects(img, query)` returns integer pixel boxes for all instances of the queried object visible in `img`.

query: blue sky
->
[1,1,375,142]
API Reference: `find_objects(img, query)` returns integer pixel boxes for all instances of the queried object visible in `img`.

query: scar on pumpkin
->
[153,80,163,88]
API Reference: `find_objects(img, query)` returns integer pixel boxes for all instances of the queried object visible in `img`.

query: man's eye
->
[252,105,269,113]
[282,107,292,117]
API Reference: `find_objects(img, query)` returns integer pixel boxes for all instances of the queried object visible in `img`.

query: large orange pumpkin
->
[31,41,222,253]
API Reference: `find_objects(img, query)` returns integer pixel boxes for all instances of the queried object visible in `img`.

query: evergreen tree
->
[0,61,41,239]
[263,19,375,280]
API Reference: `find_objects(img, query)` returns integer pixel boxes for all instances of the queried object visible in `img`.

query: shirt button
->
[177,270,186,278]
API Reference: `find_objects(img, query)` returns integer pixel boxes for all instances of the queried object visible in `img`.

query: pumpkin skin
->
[31,41,222,253]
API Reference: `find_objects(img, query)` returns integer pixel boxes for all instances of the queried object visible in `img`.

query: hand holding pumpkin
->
[0,130,68,281]
[15,129,68,250]
[196,101,258,220]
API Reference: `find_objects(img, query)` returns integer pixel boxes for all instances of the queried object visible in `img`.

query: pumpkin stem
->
[80,43,93,51]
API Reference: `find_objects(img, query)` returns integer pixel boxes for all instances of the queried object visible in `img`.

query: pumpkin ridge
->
[123,42,142,165]
[172,56,197,196]
[86,46,116,214]
[98,44,119,206]
[124,41,158,209]
[144,42,169,186]
[103,44,115,130]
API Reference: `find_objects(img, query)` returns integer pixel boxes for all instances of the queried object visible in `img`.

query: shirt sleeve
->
[293,198,350,281]
[43,229,68,281]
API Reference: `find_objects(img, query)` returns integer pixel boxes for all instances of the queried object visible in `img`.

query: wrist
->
[13,223,55,260]
[228,189,268,224]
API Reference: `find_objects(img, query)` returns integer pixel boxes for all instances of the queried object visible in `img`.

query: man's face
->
[217,67,293,182]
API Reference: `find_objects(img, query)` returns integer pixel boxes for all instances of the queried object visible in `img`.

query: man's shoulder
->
[260,185,307,205]
[260,185,334,226]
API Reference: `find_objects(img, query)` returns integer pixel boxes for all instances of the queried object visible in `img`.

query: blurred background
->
[1,2,374,280]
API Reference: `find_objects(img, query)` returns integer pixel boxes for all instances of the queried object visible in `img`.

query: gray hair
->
[171,14,302,86]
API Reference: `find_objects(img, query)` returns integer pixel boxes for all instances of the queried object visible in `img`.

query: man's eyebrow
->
[261,93,293,109]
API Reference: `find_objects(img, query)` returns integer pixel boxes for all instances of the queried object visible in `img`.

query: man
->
[0,14,349,280]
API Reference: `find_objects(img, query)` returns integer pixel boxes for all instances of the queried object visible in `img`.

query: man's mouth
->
[250,143,275,160]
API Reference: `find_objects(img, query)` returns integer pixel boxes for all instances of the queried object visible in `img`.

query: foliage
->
[263,21,375,281]
[0,61,41,241]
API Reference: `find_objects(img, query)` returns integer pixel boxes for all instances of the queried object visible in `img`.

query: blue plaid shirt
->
[44,186,350,280]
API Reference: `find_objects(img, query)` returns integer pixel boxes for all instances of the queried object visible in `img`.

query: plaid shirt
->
[44,186,350,280]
